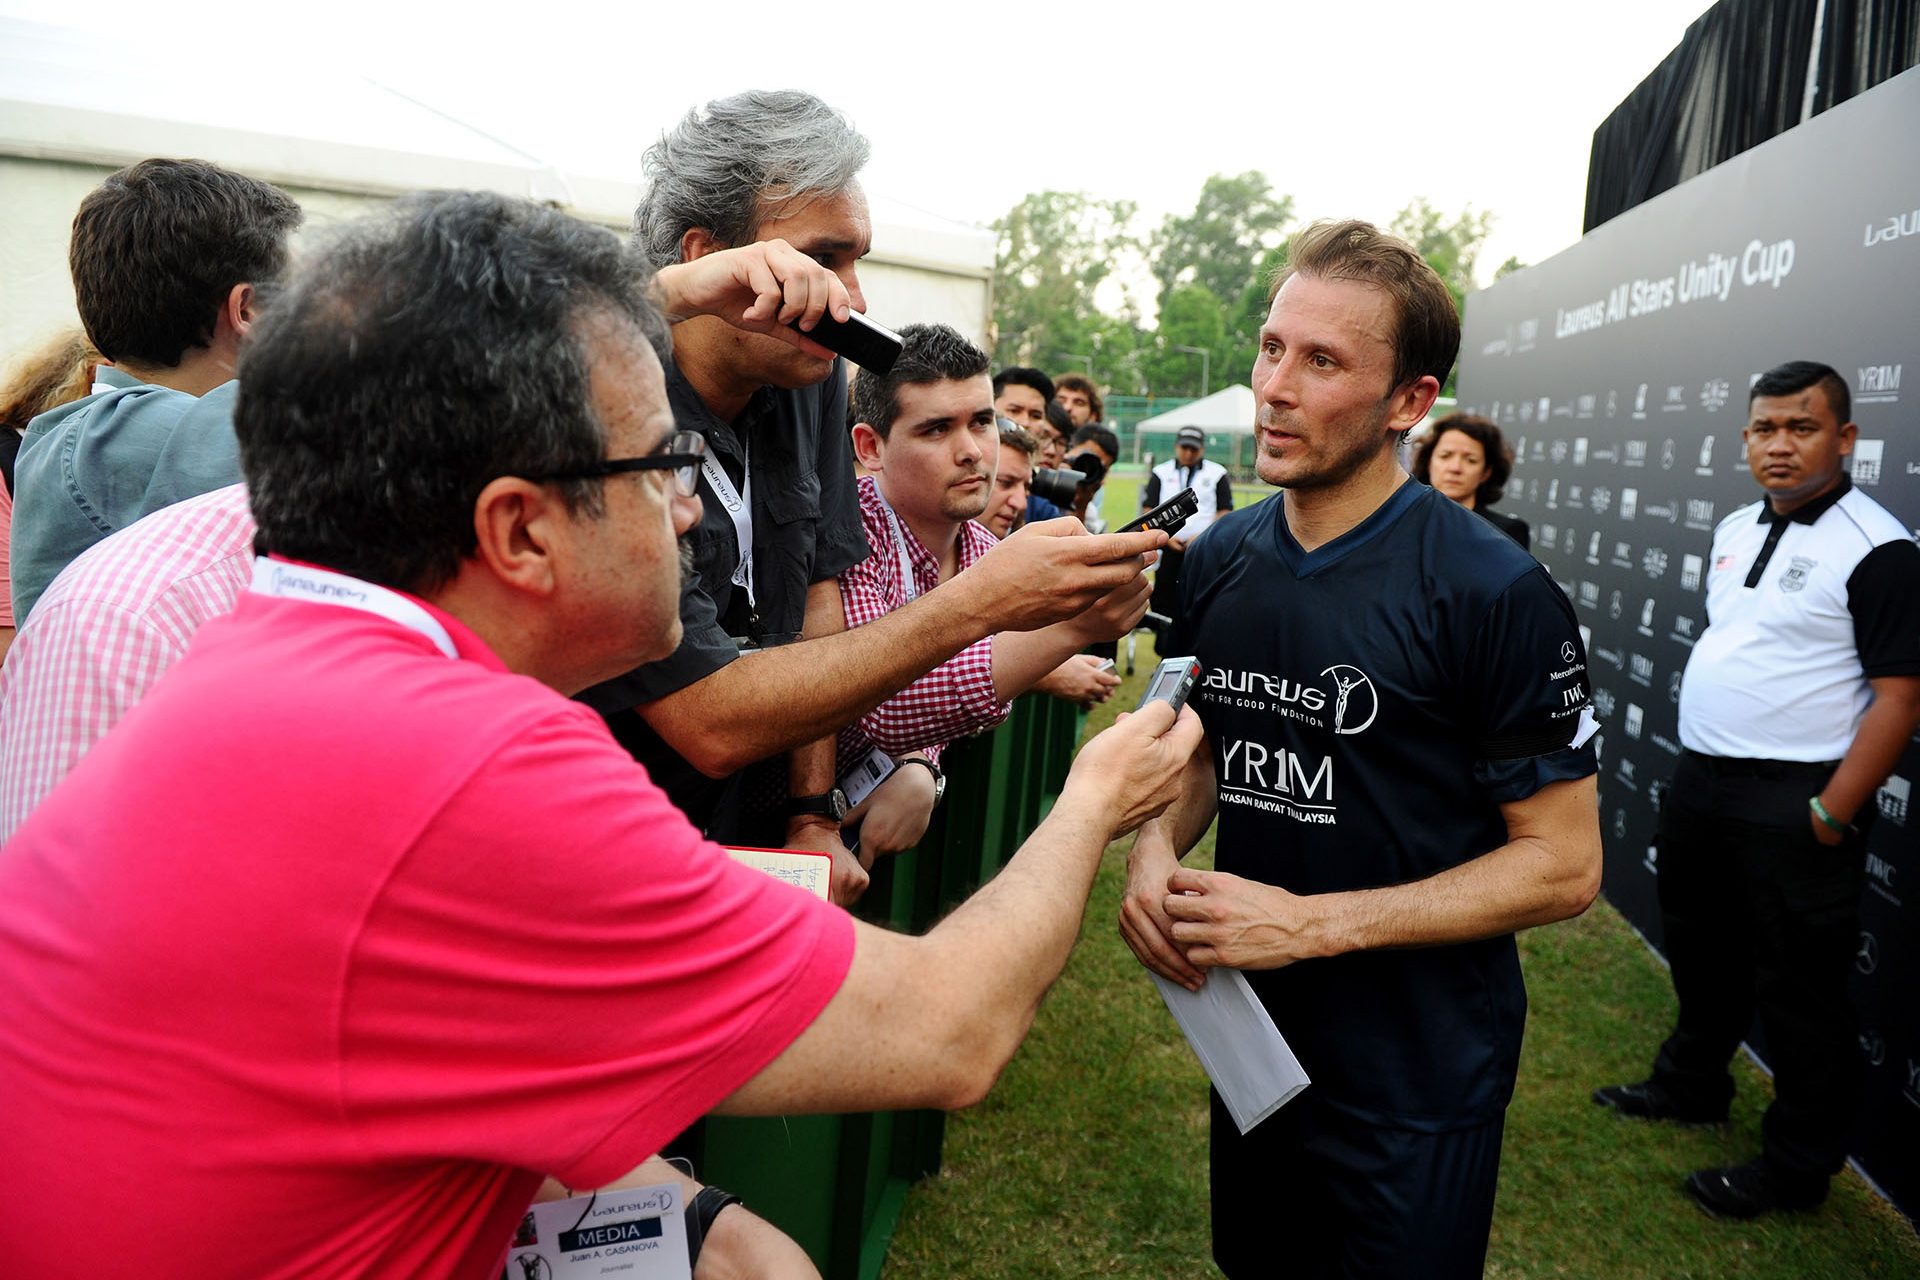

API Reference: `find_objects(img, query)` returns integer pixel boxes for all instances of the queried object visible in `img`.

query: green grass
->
[882,645,1920,1280]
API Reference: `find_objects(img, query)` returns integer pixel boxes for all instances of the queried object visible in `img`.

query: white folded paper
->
[1153,967,1311,1134]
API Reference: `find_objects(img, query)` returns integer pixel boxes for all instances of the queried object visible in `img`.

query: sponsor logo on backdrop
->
[1609,589,1625,619]
[1624,440,1648,467]
[1878,775,1910,825]
[1593,644,1625,670]
[1574,437,1589,465]
[1643,547,1669,579]
[1857,931,1879,975]
[1615,756,1639,791]
[1649,778,1668,811]
[1593,687,1616,717]
[1670,614,1698,646]
[1861,1029,1887,1067]
[1695,435,1715,476]
[1578,581,1600,610]
[1607,389,1619,417]
[1857,363,1901,406]
[1611,542,1634,570]
[1519,398,1535,423]
[1551,440,1569,465]
[1682,554,1705,591]
[1590,485,1611,515]
[1662,439,1677,469]
[1539,522,1558,547]
[1668,670,1683,703]
[1620,488,1638,520]
[1700,379,1731,411]
[1539,396,1551,422]
[1569,484,1585,506]
[1562,527,1577,554]
[1651,731,1682,756]
[1643,498,1678,524]
[1624,703,1644,738]
[1866,851,1902,907]
[1864,208,1920,249]
[1633,384,1649,418]
[1586,532,1602,565]
[1614,809,1628,838]
[1629,653,1655,686]
[1556,578,1576,599]
[1577,394,1596,419]
[1852,439,1885,485]
[1637,599,1656,637]
[1643,842,1659,875]
[1685,499,1715,530]
[1546,479,1559,509]
[1664,385,1687,412]
[1516,319,1538,351]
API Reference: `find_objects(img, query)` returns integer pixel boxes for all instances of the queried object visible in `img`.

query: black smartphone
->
[1121,488,1199,535]
[1137,656,1202,714]
[788,309,903,374]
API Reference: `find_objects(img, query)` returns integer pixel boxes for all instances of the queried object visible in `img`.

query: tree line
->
[990,172,1524,402]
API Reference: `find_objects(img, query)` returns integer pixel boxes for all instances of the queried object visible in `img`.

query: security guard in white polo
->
[1594,360,1920,1220]
[1142,425,1234,627]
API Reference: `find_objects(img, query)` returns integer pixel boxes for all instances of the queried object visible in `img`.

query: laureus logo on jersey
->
[1202,664,1378,735]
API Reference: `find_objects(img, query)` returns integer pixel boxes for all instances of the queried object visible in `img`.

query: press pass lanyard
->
[872,486,922,604]
[700,443,755,610]
[249,558,458,659]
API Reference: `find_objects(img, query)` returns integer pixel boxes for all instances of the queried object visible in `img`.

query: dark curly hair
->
[1412,412,1513,508]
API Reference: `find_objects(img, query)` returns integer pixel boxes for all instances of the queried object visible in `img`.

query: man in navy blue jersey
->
[1119,219,1602,1279]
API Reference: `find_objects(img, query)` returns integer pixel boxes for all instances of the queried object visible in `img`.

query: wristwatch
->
[894,756,946,808]
[788,787,850,822]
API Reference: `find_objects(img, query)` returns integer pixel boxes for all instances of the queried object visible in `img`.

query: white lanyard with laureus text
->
[700,446,756,611]
[249,558,458,658]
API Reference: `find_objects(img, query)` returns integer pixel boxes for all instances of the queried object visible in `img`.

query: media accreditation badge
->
[506,1182,691,1279]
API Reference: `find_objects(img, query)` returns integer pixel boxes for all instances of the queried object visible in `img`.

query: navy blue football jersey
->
[1170,481,1597,1128]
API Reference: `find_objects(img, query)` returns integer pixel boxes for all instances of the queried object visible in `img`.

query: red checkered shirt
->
[0,484,254,841]
[835,475,1009,767]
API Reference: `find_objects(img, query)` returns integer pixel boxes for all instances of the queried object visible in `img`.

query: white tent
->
[0,17,995,359]
[1134,384,1257,435]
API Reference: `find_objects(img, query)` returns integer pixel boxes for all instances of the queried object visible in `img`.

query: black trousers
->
[1210,1090,1504,1280]
[1649,750,1867,1177]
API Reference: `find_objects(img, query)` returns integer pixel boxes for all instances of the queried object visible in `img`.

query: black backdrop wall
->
[1584,0,1919,233]
[1460,65,1920,1222]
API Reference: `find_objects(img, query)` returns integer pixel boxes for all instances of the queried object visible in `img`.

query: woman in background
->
[1412,411,1529,551]
[0,330,102,662]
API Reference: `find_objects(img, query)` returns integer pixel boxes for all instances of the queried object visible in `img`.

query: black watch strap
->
[684,1185,744,1267]
[788,788,849,822]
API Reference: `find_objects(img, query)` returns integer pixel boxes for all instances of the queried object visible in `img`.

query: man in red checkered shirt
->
[836,325,1139,860]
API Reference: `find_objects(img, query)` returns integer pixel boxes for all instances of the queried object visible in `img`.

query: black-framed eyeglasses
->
[531,431,708,497]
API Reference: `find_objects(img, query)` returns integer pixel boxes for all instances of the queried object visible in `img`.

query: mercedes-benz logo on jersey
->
[1861,1029,1887,1067]
[1561,641,1578,665]
[1319,665,1378,735]
[1856,930,1880,975]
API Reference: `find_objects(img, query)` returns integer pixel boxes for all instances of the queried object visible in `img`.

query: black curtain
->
[1583,0,1919,233]
[1813,0,1920,108]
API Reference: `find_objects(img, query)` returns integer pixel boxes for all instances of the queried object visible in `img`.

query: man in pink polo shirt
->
[0,192,1198,1277]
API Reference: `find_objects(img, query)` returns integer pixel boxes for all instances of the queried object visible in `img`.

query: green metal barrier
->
[695,691,1081,1278]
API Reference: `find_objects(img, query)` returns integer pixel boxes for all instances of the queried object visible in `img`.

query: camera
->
[1028,464,1088,507]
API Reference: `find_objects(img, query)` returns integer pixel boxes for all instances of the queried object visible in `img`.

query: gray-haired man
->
[580,91,1161,902]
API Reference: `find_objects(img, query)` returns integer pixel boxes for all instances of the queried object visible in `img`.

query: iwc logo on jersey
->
[1778,556,1816,592]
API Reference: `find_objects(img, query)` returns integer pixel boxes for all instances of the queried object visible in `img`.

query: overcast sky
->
[3,0,1711,299]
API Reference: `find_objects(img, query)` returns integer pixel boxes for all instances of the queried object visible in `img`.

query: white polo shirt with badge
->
[1679,476,1920,762]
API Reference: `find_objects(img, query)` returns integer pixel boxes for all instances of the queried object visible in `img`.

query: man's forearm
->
[1135,738,1219,860]
[990,624,1093,701]
[1818,677,1920,824]
[1293,776,1601,958]
[641,586,992,777]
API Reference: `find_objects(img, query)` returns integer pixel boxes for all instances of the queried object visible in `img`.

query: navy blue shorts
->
[1210,1089,1505,1280]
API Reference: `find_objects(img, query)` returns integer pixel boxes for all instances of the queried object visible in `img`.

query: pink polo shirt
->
[0,578,854,1277]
